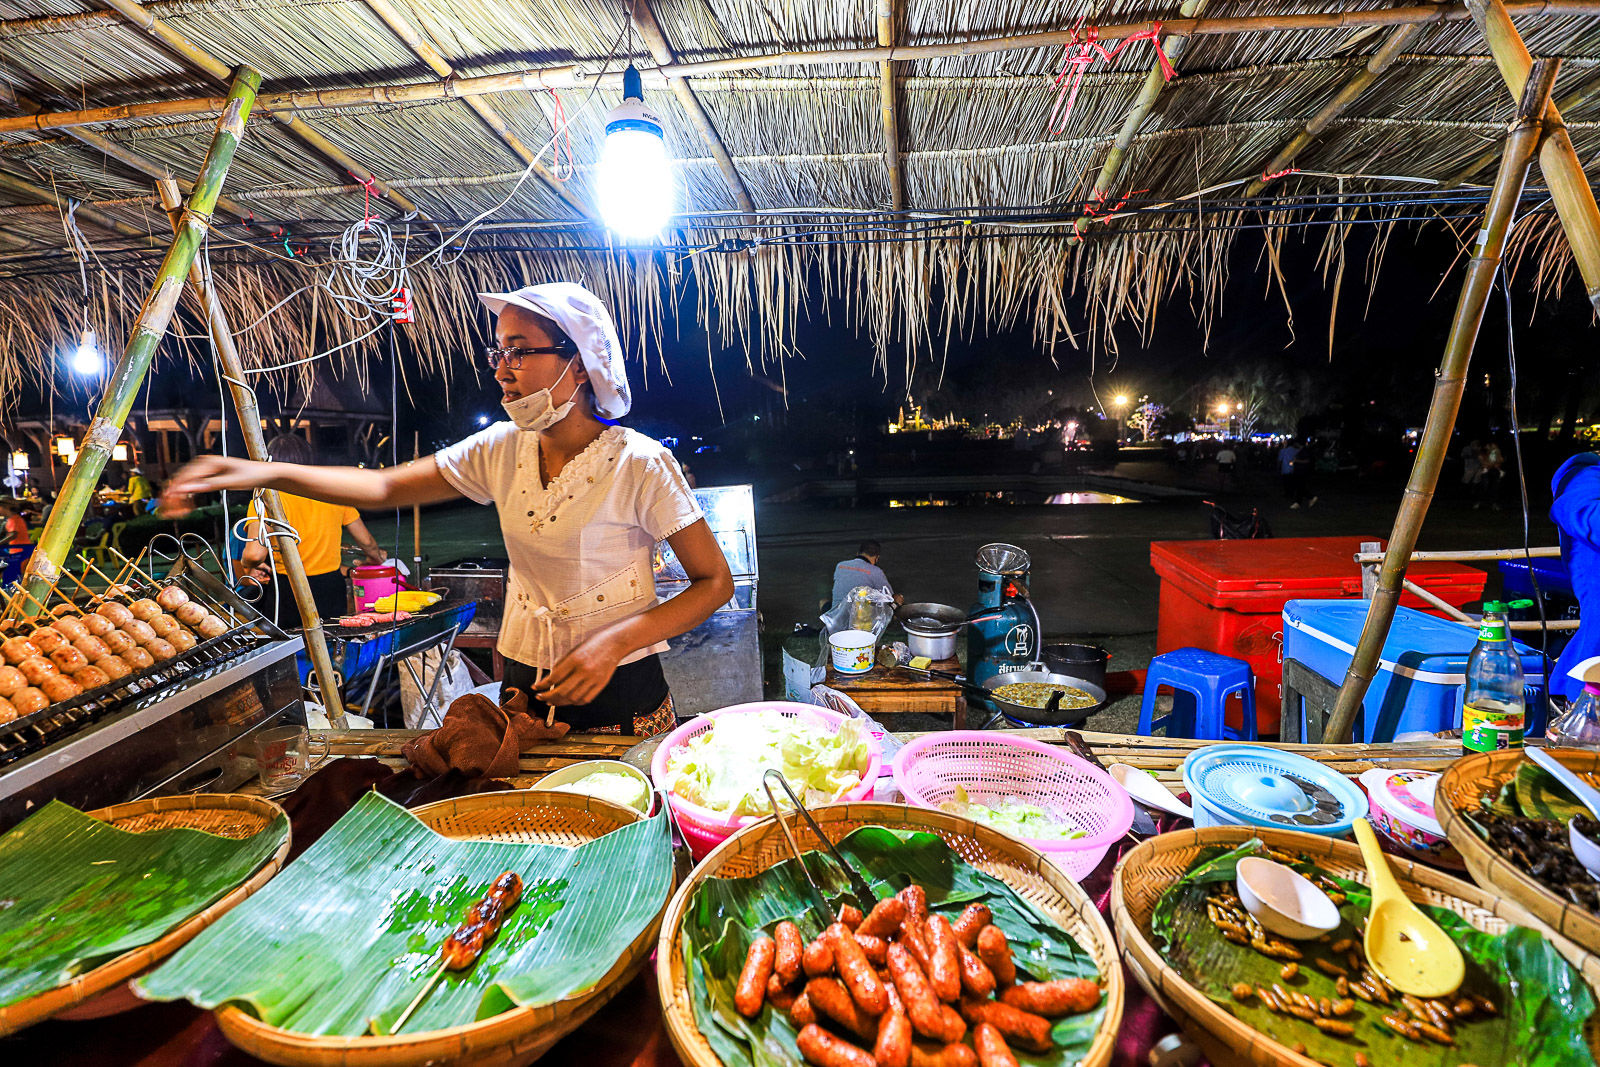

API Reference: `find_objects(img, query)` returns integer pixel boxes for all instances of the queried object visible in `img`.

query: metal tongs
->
[762,768,876,929]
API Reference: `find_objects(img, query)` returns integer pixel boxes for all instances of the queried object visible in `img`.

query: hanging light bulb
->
[597,65,674,240]
[10,451,28,471]
[71,327,104,376]
[112,443,129,462]
[55,435,74,457]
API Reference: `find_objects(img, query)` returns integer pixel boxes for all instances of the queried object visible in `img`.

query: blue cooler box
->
[1282,600,1548,743]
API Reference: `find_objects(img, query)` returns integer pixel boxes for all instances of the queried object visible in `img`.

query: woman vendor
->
[163,282,734,736]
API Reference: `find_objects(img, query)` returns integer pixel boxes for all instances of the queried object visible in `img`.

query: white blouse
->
[435,423,704,668]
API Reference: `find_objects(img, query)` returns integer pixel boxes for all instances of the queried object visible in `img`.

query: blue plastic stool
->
[1139,647,1258,741]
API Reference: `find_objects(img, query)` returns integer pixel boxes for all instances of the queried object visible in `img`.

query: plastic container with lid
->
[1181,743,1368,837]
[1151,536,1486,734]
[1357,767,1463,869]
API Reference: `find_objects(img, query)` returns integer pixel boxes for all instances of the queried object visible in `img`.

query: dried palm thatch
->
[0,0,1597,401]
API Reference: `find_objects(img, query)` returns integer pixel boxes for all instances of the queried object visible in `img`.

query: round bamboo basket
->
[1112,824,1600,1067]
[656,801,1123,1067]
[1437,747,1600,957]
[0,792,290,1037]
[215,789,676,1067]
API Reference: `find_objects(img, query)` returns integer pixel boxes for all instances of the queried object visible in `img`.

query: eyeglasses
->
[482,344,577,370]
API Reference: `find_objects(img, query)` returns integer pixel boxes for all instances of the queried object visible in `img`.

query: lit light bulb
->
[71,328,104,376]
[597,66,674,240]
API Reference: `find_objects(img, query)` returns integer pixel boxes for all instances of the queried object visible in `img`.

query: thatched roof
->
[0,0,1597,397]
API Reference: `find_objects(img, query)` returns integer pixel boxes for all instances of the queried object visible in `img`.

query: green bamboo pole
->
[21,67,261,607]
[1324,58,1560,743]
[153,179,349,727]
[1466,0,1600,311]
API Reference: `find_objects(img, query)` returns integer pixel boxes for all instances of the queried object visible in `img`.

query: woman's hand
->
[161,457,265,516]
[534,631,626,707]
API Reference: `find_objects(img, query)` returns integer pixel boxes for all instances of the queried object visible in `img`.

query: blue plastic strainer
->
[1182,744,1369,837]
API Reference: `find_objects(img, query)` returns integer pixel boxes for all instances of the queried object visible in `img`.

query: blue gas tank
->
[966,543,1042,688]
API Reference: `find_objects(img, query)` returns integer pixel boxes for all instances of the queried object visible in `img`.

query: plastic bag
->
[816,585,897,669]
[399,648,477,729]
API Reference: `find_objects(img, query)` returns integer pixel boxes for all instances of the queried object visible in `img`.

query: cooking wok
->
[883,651,1107,725]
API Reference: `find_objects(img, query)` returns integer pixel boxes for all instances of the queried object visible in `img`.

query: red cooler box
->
[1149,537,1487,735]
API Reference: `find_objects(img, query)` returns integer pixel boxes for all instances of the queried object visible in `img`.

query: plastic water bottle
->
[1462,601,1526,753]
[1548,656,1600,748]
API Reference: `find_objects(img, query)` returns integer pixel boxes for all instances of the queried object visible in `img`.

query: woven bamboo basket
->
[1112,824,1600,1067]
[1437,747,1600,957]
[0,792,290,1037]
[656,801,1123,1067]
[215,788,675,1067]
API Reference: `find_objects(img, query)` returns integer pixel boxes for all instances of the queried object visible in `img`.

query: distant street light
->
[1113,394,1130,407]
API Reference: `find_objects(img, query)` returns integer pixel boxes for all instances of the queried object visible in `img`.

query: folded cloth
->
[402,686,570,779]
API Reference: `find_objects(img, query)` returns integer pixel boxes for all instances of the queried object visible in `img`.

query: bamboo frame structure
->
[1444,76,1600,186]
[877,0,904,212]
[1466,0,1600,311]
[153,179,348,727]
[20,68,262,605]
[1243,24,1422,196]
[631,0,755,216]
[0,169,148,240]
[1324,58,1561,743]
[358,0,586,218]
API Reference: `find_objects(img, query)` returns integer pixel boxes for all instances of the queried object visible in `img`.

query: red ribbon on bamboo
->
[348,171,380,227]
[1048,21,1176,135]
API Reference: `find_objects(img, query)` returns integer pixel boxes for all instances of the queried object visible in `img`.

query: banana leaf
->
[681,826,1106,1067]
[1513,763,1588,823]
[0,799,288,1009]
[1150,840,1596,1067]
[137,792,672,1036]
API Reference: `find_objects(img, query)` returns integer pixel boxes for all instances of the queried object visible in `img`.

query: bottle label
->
[1463,701,1525,753]
[1477,621,1507,641]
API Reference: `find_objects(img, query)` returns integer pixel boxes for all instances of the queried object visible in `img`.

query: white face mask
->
[501,360,576,432]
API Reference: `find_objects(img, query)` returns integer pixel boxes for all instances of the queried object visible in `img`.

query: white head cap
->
[477,282,631,419]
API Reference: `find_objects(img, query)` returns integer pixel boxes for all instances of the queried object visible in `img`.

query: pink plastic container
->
[651,701,883,861]
[891,731,1134,881]
[351,565,405,610]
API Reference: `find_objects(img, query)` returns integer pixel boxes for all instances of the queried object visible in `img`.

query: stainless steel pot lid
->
[975,542,1030,576]
[896,602,966,634]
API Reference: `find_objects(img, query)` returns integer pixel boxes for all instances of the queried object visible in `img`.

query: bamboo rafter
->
[876,0,903,212]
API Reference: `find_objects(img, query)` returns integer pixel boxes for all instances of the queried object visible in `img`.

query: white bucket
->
[829,629,877,674]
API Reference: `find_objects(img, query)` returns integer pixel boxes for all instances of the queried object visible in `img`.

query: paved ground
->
[410,452,1557,735]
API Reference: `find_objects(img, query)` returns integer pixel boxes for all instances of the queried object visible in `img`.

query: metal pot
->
[897,602,965,662]
[1042,642,1109,690]
[907,629,958,661]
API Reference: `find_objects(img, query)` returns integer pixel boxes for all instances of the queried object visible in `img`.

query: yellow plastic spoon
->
[1353,817,1464,998]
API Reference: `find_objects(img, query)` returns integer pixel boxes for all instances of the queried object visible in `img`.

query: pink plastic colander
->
[652,701,883,861]
[891,731,1134,881]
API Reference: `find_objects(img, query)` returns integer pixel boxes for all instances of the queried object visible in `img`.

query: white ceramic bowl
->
[1235,856,1342,940]
[533,759,655,814]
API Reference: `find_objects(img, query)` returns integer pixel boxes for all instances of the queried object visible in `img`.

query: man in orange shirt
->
[240,436,387,618]
[0,500,30,546]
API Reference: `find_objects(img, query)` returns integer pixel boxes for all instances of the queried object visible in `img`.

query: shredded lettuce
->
[938,787,1087,841]
[547,771,650,812]
[665,711,872,817]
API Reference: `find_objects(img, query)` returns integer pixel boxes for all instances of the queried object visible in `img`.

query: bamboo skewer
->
[384,961,448,1035]
[1327,59,1561,742]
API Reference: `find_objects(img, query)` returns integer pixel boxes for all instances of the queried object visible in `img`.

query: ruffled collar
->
[527,425,628,529]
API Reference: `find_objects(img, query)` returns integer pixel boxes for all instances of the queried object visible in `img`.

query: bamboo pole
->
[358,0,587,218]
[1324,59,1560,743]
[877,0,904,212]
[631,0,756,216]
[20,69,262,608]
[1465,0,1600,310]
[412,432,422,583]
[0,169,149,239]
[1444,77,1600,186]
[152,179,349,728]
[1243,24,1422,196]
[1353,546,1561,562]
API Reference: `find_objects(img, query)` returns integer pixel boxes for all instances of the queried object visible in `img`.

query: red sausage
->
[924,915,961,1002]
[958,945,997,998]
[796,1023,876,1067]
[972,1022,1020,1067]
[1000,978,1102,1017]
[887,943,964,1044]
[951,903,992,948]
[854,932,888,966]
[909,1043,977,1067]
[775,921,804,986]
[768,972,797,1011]
[838,904,865,930]
[791,990,817,1027]
[975,925,1017,989]
[736,936,776,1017]
[804,937,836,978]
[827,923,889,1015]
[898,885,928,925]
[875,1007,913,1067]
[857,896,908,940]
[804,978,878,1042]
[957,999,1052,1054]
[900,915,934,972]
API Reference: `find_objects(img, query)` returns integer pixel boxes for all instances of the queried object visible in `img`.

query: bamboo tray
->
[215,788,675,1067]
[0,792,290,1037]
[656,801,1123,1067]
[1437,747,1600,956]
[1111,824,1600,1067]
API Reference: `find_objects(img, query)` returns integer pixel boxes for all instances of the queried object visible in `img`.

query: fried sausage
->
[828,923,889,1015]
[957,999,1052,1054]
[804,937,836,978]
[951,903,992,948]
[874,1007,913,1067]
[767,972,797,1012]
[736,936,776,1017]
[0,665,25,697]
[805,978,878,1042]
[854,932,889,966]
[898,885,928,925]
[887,943,964,1043]
[908,1042,977,1067]
[838,904,865,930]
[975,925,1017,989]
[924,916,961,1002]
[857,897,908,940]
[791,991,817,1027]
[900,915,934,972]
[796,1023,876,1067]
[38,674,80,703]
[775,921,804,986]
[972,1022,1020,1067]
[999,979,1101,1017]
[957,945,997,999]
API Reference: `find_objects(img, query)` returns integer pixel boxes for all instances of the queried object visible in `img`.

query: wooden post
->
[22,67,261,606]
[876,0,904,211]
[1324,59,1560,742]
[153,180,349,728]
